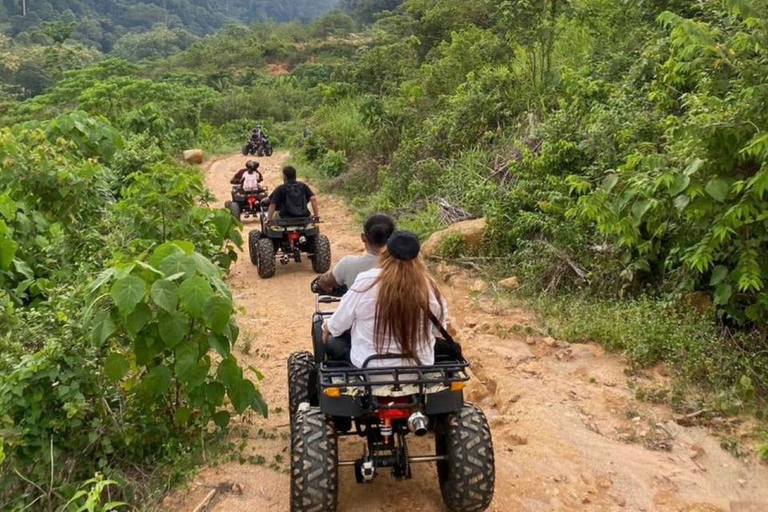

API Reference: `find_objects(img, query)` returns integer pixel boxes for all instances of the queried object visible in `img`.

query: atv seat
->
[270,217,314,228]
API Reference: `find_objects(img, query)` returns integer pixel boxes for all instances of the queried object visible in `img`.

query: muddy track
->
[164,152,768,512]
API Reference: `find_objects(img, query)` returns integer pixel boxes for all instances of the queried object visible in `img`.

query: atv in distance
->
[224,184,269,223]
[249,216,331,278]
[287,292,495,512]
[242,136,274,157]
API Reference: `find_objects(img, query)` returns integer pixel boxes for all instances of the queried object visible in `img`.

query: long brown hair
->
[370,250,444,361]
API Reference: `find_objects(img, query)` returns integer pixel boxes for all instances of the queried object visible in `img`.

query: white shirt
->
[326,268,448,369]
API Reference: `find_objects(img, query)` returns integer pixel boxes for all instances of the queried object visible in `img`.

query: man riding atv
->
[266,166,319,224]
[225,161,267,222]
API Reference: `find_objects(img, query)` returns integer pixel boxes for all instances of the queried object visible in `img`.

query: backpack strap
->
[428,311,454,343]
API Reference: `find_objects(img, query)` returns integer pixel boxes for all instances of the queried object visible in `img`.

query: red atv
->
[224,185,269,222]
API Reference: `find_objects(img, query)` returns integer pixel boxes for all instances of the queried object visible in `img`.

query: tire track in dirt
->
[164,152,768,512]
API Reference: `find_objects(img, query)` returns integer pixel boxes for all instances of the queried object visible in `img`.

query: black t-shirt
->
[270,181,314,218]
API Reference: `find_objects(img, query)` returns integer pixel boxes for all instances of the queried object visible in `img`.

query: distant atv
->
[242,137,274,157]
[248,216,330,278]
[224,184,269,222]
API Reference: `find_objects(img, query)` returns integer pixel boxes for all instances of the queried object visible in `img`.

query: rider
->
[314,213,395,294]
[324,231,448,368]
[251,125,266,144]
[230,160,263,186]
[266,166,319,223]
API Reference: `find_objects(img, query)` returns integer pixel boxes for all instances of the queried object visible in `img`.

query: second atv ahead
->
[286,292,495,512]
[249,216,331,278]
[224,184,269,222]
[242,137,274,157]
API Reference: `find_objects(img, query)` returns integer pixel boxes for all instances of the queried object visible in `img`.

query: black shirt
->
[270,181,315,218]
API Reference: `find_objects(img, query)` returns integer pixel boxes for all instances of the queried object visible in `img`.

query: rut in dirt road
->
[164,152,768,512]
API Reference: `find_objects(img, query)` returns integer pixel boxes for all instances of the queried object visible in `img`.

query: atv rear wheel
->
[290,407,338,512]
[310,234,331,274]
[256,238,276,278]
[248,230,261,266]
[435,403,495,512]
[228,201,241,222]
[288,351,315,433]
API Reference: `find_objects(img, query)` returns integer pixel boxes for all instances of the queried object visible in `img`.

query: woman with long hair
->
[325,231,448,368]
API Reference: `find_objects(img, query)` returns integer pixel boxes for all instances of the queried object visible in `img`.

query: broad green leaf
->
[705,178,729,202]
[179,276,213,318]
[139,365,172,397]
[105,353,130,382]
[134,335,163,366]
[169,240,196,254]
[125,302,152,336]
[714,283,732,306]
[148,242,184,269]
[91,310,116,345]
[602,174,619,192]
[158,311,189,348]
[203,296,232,334]
[193,253,220,278]
[710,265,729,286]
[159,253,196,279]
[174,407,192,426]
[684,158,704,176]
[175,343,208,387]
[208,333,230,358]
[229,379,256,414]
[88,269,115,293]
[110,276,146,316]
[0,237,17,270]
[150,279,179,312]
[631,199,652,222]
[0,194,17,220]
[212,411,230,428]
[217,356,242,389]
[135,261,164,276]
[205,382,226,406]
[673,195,690,210]
[212,210,234,239]
[669,174,690,196]
[252,388,268,418]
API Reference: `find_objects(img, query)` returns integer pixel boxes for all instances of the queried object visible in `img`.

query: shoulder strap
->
[428,311,454,343]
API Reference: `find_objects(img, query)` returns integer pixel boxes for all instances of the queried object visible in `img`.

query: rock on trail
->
[163,152,768,512]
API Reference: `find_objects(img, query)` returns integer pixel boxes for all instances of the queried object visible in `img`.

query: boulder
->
[421,217,486,259]
[182,149,205,164]
[471,280,488,293]
[498,276,520,291]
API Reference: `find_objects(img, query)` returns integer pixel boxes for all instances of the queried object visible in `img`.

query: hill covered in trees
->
[1,0,341,50]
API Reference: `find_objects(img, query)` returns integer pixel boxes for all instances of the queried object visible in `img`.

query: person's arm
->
[310,196,319,219]
[316,264,342,292]
[325,288,359,337]
[257,171,264,183]
[266,202,276,223]
[230,169,244,184]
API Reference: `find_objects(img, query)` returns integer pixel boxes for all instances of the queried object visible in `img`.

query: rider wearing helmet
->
[231,160,263,185]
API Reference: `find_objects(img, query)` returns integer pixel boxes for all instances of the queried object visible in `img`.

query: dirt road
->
[165,152,768,512]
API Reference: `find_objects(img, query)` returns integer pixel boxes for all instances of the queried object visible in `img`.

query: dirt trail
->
[164,152,768,512]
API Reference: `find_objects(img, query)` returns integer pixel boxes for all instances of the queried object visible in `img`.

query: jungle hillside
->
[1,0,768,510]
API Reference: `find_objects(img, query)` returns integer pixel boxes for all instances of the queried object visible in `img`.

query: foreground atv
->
[224,185,268,222]
[249,217,331,278]
[287,295,495,512]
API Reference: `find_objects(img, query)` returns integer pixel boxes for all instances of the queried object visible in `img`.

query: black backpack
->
[282,182,310,218]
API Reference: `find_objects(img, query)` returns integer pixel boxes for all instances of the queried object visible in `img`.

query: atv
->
[242,137,274,157]
[249,216,331,278]
[224,185,269,222]
[286,293,495,512]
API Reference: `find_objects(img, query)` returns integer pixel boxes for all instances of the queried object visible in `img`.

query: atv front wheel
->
[310,234,331,274]
[290,407,338,512]
[265,146,274,157]
[435,403,495,512]
[242,144,250,156]
[228,201,242,222]
[288,351,315,433]
[256,238,276,278]
[248,229,261,266]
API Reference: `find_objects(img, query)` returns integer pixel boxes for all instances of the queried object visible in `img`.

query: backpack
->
[242,172,260,191]
[282,183,310,217]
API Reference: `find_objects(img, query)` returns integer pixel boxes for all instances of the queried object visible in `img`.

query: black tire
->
[228,201,241,222]
[310,234,331,274]
[256,237,276,278]
[288,351,315,432]
[257,147,265,157]
[242,144,250,156]
[435,403,495,512]
[290,407,338,512]
[224,200,232,209]
[248,229,261,266]
[265,146,274,157]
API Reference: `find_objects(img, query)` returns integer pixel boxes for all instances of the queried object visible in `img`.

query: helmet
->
[246,160,259,170]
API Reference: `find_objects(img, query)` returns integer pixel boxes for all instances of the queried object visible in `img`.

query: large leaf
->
[150,279,179,312]
[710,265,729,286]
[229,379,256,414]
[125,302,152,336]
[205,382,226,407]
[179,276,213,318]
[669,174,690,196]
[217,356,242,389]
[212,411,231,428]
[158,311,189,348]
[705,178,730,202]
[159,253,197,280]
[208,333,230,358]
[193,253,220,278]
[252,388,268,418]
[105,353,130,382]
[0,237,17,271]
[110,276,146,316]
[139,365,172,397]
[148,242,184,269]
[0,194,17,220]
[202,296,232,334]
[175,342,208,387]
[714,283,733,306]
[91,310,116,345]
